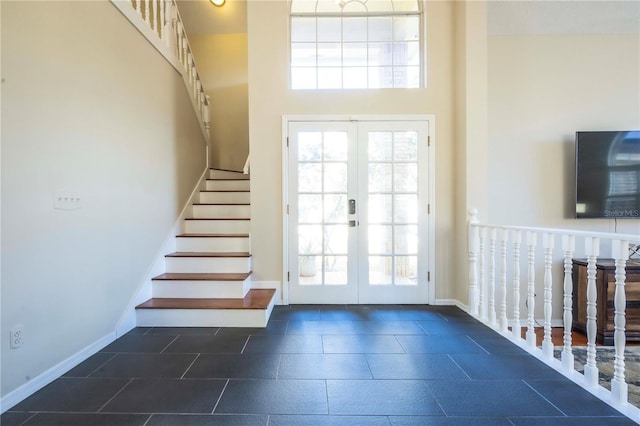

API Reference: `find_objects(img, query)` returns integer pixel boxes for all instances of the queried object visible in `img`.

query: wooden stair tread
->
[176,233,250,238]
[206,179,249,182]
[193,203,250,206]
[136,289,275,310]
[165,251,251,258]
[185,218,250,221]
[152,272,252,281]
[201,190,250,193]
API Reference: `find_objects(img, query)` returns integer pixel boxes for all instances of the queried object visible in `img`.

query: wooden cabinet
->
[572,259,640,345]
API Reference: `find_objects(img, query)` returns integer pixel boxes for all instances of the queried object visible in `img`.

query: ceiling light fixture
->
[210,0,225,7]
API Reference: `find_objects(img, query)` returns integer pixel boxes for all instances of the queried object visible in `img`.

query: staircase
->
[135,169,276,327]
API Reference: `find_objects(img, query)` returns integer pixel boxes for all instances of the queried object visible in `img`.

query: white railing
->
[468,209,640,419]
[110,0,210,141]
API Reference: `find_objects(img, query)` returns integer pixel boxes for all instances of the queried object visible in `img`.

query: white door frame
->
[282,115,436,305]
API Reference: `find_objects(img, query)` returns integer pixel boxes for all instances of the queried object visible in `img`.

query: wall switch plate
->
[54,192,81,210]
[10,325,24,349]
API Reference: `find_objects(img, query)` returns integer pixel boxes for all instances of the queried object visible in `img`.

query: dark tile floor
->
[2,305,637,425]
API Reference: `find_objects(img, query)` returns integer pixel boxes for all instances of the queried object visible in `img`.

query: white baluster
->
[204,95,211,133]
[488,228,497,327]
[159,0,166,41]
[526,231,537,348]
[182,37,189,71]
[499,229,509,332]
[136,0,144,20]
[468,209,480,316]
[584,236,600,387]
[542,233,555,359]
[152,0,158,31]
[611,239,629,404]
[145,0,152,26]
[512,229,522,340]
[479,227,487,321]
[176,21,183,63]
[561,234,575,372]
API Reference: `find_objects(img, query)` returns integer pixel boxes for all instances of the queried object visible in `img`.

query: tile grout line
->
[84,353,118,378]
[446,354,472,380]
[181,353,201,379]
[240,335,251,354]
[17,411,38,426]
[96,378,134,413]
[141,414,154,426]
[465,335,491,355]
[211,379,230,414]
[159,336,180,354]
[521,379,569,417]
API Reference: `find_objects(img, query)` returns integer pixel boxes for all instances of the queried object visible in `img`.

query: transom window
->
[290,0,423,89]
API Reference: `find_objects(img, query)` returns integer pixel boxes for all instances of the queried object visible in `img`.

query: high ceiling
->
[176,0,247,36]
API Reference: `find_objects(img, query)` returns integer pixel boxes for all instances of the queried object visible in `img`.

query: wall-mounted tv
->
[575,131,640,219]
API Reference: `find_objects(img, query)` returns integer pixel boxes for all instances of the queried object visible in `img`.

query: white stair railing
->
[110,0,210,141]
[467,209,640,419]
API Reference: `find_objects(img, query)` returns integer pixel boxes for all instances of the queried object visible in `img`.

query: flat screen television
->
[575,130,640,219]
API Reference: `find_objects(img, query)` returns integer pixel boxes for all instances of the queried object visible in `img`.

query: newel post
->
[468,209,480,316]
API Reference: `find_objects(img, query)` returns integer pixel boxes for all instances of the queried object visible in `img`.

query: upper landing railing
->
[467,209,640,419]
[110,0,210,142]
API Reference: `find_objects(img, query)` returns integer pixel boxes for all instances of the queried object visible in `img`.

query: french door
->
[287,119,431,304]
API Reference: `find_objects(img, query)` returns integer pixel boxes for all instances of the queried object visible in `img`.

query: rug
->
[553,346,640,408]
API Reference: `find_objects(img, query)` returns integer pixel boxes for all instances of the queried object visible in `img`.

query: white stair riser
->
[136,305,272,327]
[165,256,251,273]
[184,220,250,234]
[151,279,251,299]
[199,192,250,204]
[209,170,249,180]
[206,180,250,191]
[193,204,250,218]
[176,237,250,252]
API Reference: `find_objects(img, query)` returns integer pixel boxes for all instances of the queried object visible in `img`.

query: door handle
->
[349,199,356,214]
[348,220,358,227]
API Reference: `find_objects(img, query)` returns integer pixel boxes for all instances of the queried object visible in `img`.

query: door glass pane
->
[394,131,418,161]
[299,195,323,223]
[369,256,392,285]
[299,132,322,161]
[299,255,322,284]
[298,225,322,254]
[324,132,349,160]
[395,225,417,254]
[324,194,347,223]
[325,225,348,254]
[369,225,392,254]
[368,163,392,192]
[298,163,322,192]
[368,132,393,160]
[394,194,417,223]
[325,256,347,285]
[324,163,348,192]
[395,256,417,285]
[368,194,392,223]
[394,163,417,192]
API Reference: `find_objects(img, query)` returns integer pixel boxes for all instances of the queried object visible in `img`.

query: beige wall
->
[190,33,249,171]
[1,0,206,398]
[247,0,458,301]
[487,2,640,319]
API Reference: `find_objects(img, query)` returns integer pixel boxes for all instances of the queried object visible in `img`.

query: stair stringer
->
[114,166,210,337]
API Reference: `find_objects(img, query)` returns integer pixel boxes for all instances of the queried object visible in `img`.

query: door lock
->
[349,199,356,214]
[348,220,359,227]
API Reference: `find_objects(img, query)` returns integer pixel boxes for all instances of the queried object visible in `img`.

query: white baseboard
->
[432,298,468,312]
[0,332,116,414]
[114,166,209,336]
[252,281,282,304]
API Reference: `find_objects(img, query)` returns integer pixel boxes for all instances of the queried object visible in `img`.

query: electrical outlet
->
[10,325,24,349]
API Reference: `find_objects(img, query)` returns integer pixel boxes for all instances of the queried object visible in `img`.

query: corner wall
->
[1,0,206,400]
